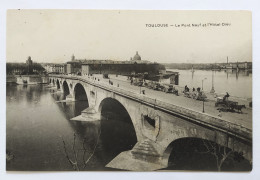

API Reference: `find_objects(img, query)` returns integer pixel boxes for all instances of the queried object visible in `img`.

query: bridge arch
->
[161,137,251,171]
[98,97,138,164]
[56,79,60,89]
[62,81,70,97]
[73,83,89,103]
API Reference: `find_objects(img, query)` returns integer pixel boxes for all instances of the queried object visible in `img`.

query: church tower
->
[26,56,33,74]
[71,54,75,61]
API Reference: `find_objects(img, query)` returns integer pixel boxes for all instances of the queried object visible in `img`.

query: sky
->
[6,10,252,64]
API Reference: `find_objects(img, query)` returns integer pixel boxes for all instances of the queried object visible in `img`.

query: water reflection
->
[225,69,252,79]
[168,69,252,99]
[6,84,46,104]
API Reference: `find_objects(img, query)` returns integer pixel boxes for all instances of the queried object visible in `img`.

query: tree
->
[61,130,101,171]
[201,137,245,171]
[202,140,232,171]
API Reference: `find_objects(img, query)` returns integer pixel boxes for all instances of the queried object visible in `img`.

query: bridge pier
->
[106,139,167,171]
[71,106,100,122]
[48,79,55,87]
[65,94,75,101]
[57,88,63,92]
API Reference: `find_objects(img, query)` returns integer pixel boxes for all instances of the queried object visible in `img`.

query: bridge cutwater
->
[48,74,252,171]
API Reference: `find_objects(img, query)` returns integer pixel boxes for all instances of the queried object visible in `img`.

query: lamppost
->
[201,93,207,113]
[202,98,205,113]
[210,70,215,94]
[202,78,207,90]
[201,78,207,113]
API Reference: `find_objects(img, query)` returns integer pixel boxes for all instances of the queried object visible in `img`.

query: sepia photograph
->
[6,10,252,172]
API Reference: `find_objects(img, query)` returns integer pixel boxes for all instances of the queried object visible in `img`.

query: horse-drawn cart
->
[215,97,238,110]
[163,84,179,95]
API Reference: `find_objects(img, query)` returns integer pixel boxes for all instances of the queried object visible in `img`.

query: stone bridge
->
[48,75,252,171]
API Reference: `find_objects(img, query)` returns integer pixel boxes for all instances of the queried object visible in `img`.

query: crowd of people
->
[184,85,201,93]
[183,85,207,101]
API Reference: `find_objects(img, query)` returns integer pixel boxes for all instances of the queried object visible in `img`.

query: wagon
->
[163,85,179,95]
[215,97,238,110]
[163,85,174,93]
[133,81,143,86]
[152,83,164,91]
[146,81,155,89]
[133,78,143,86]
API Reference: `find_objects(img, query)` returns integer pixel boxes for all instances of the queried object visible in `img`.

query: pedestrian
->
[223,92,230,102]
[218,110,222,117]
[226,92,230,100]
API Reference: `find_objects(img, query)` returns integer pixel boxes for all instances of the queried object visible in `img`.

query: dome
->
[133,51,141,60]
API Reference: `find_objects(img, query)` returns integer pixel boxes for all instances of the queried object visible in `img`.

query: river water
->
[6,81,251,171]
[6,83,136,171]
[167,69,252,99]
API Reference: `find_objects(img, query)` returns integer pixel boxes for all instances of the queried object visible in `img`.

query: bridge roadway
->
[103,74,252,130]
[49,74,252,170]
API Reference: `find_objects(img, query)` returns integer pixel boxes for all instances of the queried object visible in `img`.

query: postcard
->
[6,10,252,171]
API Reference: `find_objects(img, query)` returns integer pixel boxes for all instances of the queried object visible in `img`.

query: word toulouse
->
[146,24,168,27]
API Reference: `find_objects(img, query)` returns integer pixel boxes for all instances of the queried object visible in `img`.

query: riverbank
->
[166,69,252,100]
[164,62,252,71]
[6,75,49,84]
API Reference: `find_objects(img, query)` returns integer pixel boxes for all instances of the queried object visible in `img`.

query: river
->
[167,69,252,99]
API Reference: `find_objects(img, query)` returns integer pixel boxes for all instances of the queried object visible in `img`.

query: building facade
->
[66,61,81,74]
[43,63,66,74]
[66,52,165,77]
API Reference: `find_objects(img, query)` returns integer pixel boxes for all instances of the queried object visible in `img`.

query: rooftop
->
[68,59,154,65]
